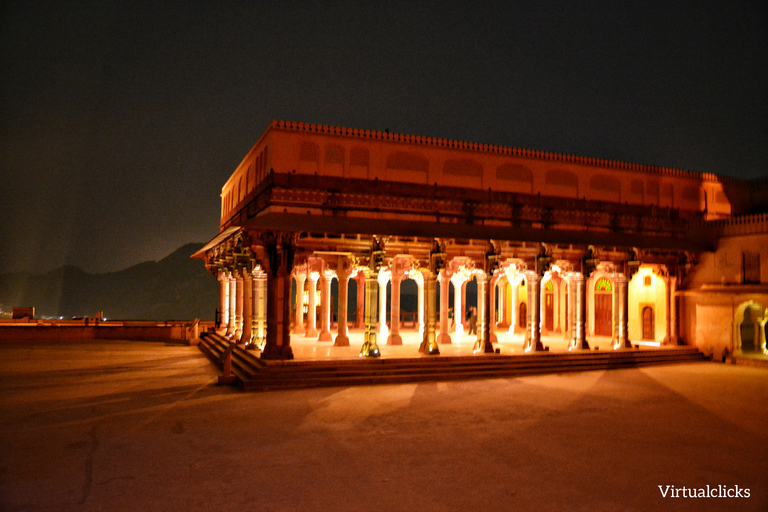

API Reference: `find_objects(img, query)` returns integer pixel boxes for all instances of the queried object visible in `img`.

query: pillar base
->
[387,333,403,345]
[360,341,381,357]
[568,339,590,351]
[418,340,440,355]
[217,375,237,385]
[305,328,318,337]
[334,334,350,347]
[437,332,452,344]
[523,339,545,352]
[318,330,332,342]
[260,345,294,360]
[612,338,632,350]
[489,333,498,344]
[473,339,495,354]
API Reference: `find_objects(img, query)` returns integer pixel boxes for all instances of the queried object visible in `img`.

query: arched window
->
[596,278,612,292]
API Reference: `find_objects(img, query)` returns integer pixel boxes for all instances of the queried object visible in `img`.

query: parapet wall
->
[0,320,215,342]
[221,120,742,227]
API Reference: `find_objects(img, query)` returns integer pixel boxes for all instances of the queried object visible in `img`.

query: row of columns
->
[217,268,267,348]
[216,247,640,359]
[287,262,635,354]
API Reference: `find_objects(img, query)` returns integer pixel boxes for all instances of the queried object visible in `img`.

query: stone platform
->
[200,328,707,391]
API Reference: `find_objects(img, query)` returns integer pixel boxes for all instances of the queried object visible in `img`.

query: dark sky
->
[1,1,766,274]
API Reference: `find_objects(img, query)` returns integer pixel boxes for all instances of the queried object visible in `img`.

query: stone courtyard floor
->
[0,339,766,512]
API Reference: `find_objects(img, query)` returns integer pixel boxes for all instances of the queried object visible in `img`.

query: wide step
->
[195,345,707,391]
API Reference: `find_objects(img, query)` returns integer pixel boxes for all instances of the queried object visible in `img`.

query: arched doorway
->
[544,280,554,331]
[594,278,613,336]
[518,302,527,329]
[740,306,757,352]
[733,301,767,354]
[642,306,654,340]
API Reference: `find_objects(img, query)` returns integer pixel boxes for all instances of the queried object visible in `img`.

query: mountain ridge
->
[0,243,218,320]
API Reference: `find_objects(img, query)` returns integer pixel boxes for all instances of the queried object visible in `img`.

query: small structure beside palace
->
[193,120,768,363]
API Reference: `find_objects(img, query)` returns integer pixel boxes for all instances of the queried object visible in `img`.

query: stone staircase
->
[198,332,708,391]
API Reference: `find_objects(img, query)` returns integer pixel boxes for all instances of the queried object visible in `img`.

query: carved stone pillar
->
[355,272,366,329]
[306,271,319,337]
[669,275,678,345]
[473,271,494,353]
[334,259,353,347]
[240,267,253,346]
[293,272,306,335]
[378,269,390,339]
[234,273,244,340]
[260,232,295,360]
[489,272,500,343]
[226,275,237,337]
[523,271,543,351]
[254,269,267,350]
[218,272,230,334]
[569,272,589,350]
[387,264,405,345]
[612,272,631,349]
[418,269,440,355]
[664,274,679,345]
[539,276,548,335]
[318,270,333,342]
[437,271,452,344]
[360,268,381,357]
[411,271,425,334]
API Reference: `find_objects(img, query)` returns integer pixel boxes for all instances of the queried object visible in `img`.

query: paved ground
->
[0,340,766,512]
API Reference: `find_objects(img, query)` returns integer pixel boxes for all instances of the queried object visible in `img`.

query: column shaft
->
[387,276,403,345]
[335,273,350,346]
[570,272,589,350]
[523,272,543,351]
[360,270,381,357]
[219,274,230,333]
[378,272,389,339]
[318,273,332,341]
[418,271,439,354]
[293,274,305,335]
[241,269,253,346]
[306,275,318,337]
[614,273,631,349]
[355,274,366,329]
[226,277,236,337]
[437,274,452,344]
[254,272,267,349]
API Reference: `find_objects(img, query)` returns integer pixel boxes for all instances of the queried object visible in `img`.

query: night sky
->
[1,1,766,274]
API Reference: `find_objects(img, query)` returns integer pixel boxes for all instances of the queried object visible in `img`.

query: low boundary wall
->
[0,320,216,342]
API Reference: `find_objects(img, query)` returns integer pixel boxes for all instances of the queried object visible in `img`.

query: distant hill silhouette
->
[0,243,218,320]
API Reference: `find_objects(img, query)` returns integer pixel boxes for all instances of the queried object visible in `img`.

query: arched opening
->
[594,278,613,336]
[518,302,527,329]
[740,306,757,352]
[401,278,419,329]
[733,301,766,354]
[544,280,554,332]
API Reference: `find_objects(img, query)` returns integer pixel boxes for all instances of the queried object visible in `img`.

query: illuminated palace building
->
[194,121,768,361]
